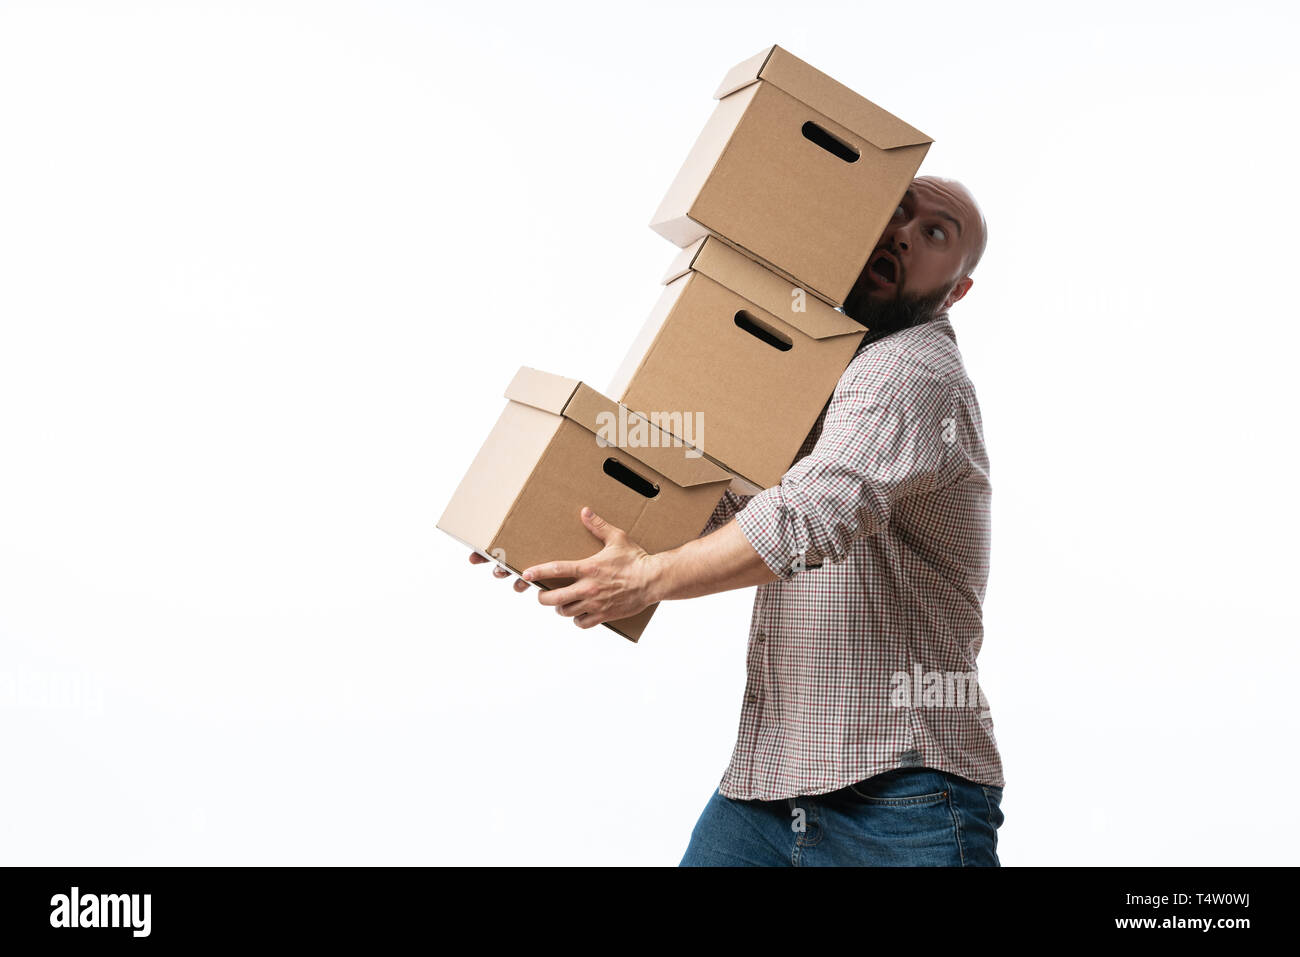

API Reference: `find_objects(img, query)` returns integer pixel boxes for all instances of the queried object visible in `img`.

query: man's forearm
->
[647,517,779,602]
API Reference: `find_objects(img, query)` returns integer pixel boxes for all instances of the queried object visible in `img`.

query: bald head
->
[911,175,988,280]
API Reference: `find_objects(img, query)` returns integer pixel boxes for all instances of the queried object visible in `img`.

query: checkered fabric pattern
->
[698,314,1004,800]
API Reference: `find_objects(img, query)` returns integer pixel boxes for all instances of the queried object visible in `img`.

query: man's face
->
[843,176,984,331]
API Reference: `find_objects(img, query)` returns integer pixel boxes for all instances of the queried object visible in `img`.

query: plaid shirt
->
[699,314,1004,800]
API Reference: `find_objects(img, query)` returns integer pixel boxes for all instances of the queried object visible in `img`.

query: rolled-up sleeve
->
[734,351,958,579]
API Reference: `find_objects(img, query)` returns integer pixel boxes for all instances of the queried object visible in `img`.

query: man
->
[469,175,1004,866]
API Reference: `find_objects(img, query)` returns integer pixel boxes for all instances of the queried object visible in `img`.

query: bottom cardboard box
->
[437,366,732,641]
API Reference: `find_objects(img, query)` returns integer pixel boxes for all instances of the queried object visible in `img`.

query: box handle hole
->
[603,457,659,498]
[734,310,793,352]
[801,121,860,163]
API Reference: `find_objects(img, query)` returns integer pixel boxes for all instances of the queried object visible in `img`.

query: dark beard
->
[843,284,951,343]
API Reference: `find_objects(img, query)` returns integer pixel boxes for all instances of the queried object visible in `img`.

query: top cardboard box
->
[650,44,932,307]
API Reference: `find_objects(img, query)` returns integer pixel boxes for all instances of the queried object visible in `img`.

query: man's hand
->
[519,506,660,630]
[467,550,531,593]
[464,500,778,631]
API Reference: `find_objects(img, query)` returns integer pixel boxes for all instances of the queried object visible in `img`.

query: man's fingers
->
[557,601,614,628]
[556,599,593,619]
[467,549,531,590]
[580,506,624,544]
[521,560,581,583]
[537,583,589,608]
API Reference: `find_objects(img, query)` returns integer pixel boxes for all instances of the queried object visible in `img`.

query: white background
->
[1,0,1297,866]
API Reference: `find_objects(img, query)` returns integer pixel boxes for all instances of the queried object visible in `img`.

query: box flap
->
[713,45,778,100]
[660,237,709,285]
[562,382,732,489]
[504,366,582,414]
[664,237,868,342]
[713,44,932,151]
[504,366,731,489]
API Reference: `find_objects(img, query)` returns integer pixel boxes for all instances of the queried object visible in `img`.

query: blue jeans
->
[679,767,1005,866]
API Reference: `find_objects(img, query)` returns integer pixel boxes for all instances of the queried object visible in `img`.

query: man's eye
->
[893,205,905,218]
[928,226,947,241]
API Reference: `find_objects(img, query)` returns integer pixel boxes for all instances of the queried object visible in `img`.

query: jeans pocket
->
[981,785,1006,830]
[845,768,950,807]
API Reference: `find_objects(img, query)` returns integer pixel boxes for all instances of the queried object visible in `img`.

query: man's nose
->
[883,224,910,253]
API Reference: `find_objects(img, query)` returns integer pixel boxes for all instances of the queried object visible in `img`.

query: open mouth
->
[867,250,899,286]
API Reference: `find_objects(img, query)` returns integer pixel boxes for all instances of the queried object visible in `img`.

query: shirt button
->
[755,629,766,643]
[745,693,759,704]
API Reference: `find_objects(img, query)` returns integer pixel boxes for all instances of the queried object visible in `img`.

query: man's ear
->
[943,276,973,311]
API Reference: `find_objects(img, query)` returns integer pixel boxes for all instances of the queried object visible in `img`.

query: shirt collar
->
[855,312,955,355]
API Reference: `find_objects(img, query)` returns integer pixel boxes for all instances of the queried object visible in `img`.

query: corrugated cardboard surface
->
[680,237,868,341]
[721,45,931,150]
[436,399,564,555]
[563,380,730,489]
[650,83,758,248]
[504,366,581,415]
[495,418,728,576]
[713,45,776,99]
[651,45,931,305]
[611,240,867,491]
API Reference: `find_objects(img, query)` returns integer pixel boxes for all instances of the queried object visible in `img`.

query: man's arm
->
[729,351,960,580]
[653,514,778,598]
[518,349,958,629]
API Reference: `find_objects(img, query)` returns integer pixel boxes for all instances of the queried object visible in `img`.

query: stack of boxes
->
[438,45,932,641]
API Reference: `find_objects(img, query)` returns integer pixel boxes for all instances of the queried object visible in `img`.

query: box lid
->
[713,44,931,151]
[662,237,869,341]
[503,367,733,489]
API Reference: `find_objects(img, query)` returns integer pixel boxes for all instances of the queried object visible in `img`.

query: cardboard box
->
[650,44,932,306]
[607,236,868,494]
[437,366,732,642]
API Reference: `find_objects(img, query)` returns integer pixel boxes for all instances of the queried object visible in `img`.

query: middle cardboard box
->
[607,236,869,494]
